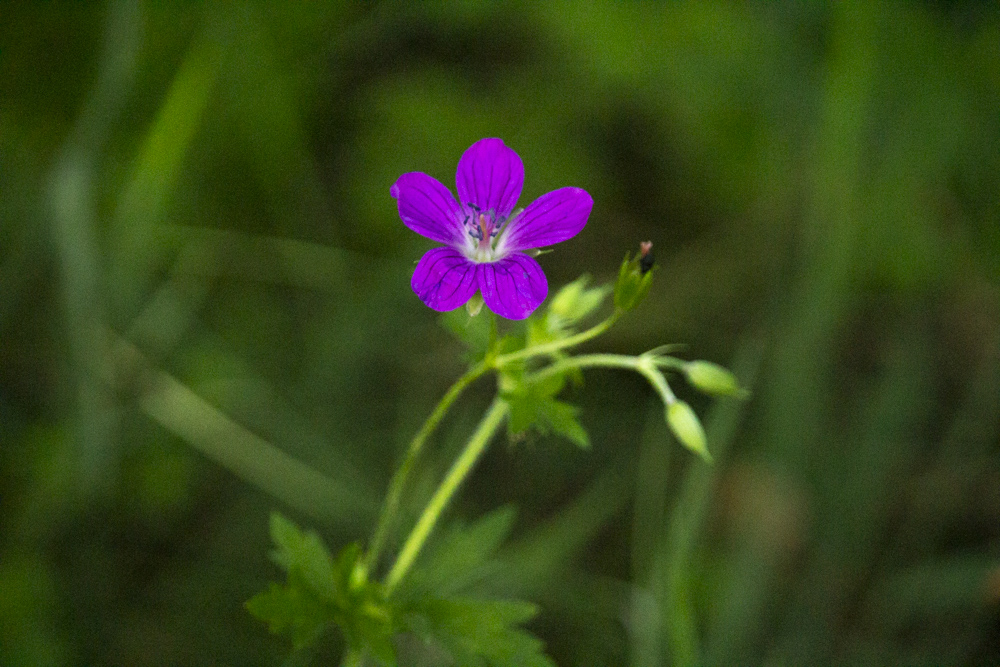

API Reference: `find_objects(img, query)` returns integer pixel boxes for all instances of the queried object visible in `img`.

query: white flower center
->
[461,205,513,263]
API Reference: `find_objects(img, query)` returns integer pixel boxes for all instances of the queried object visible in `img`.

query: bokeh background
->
[2,2,999,665]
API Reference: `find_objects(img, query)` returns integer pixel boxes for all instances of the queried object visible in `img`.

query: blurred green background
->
[2,1,999,665]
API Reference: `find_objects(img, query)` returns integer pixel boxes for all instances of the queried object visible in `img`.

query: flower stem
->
[384,398,509,595]
[365,359,490,573]
[493,310,621,367]
[527,353,677,405]
[530,352,642,377]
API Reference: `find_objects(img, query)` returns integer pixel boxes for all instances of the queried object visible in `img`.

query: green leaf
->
[525,317,559,349]
[440,307,493,360]
[502,371,590,448]
[505,391,540,437]
[246,582,329,650]
[395,509,553,666]
[402,506,518,600]
[251,514,398,662]
[413,597,556,667]
[268,511,338,601]
[540,398,590,449]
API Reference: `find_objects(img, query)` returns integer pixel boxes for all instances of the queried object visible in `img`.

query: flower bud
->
[549,275,608,325]
[465,292,485,316]
[614,243,655,312]
[684,360,747,398]
[666,400,712,462]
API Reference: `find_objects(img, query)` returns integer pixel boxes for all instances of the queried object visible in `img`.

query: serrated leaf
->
[269,512,338,600]
[246,582,329,650]
[253,514,398,661]
[338,601,397,666]
[402,506,518,601]
[505,394,537,440]
[539,399,590,449]
[502,367,567,435]
[414,597,556,667]
[502,370,589,449]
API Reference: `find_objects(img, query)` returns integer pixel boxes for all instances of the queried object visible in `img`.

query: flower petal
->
[478,253,548,320]
[497,187,593,253]
[455,138,524,219]
[411,247,479,312]
[391,172,465,245]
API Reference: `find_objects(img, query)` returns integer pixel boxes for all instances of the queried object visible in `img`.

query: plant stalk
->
[493,311,620,367]
[527,353,678,406]
[384,398,509,594]
[365,359,490,573]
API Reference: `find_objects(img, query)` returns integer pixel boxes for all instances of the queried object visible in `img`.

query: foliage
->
[249,510,555,666]
[247,514,395,659]
[1,2,999,666]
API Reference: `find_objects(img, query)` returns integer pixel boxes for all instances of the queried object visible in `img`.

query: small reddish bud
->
[639,241,654,274]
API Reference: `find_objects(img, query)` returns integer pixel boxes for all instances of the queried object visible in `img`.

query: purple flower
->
[390,138,593,320]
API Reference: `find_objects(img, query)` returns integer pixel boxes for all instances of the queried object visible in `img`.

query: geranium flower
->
[391,138,593,320]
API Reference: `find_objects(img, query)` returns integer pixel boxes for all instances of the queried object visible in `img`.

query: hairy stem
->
[365,359,490,573]
[384,398,509,595]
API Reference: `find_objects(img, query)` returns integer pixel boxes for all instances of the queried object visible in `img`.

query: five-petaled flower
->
[391,138,593,320]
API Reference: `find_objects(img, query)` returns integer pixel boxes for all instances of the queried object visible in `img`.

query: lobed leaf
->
[252,514,398,662]
[401,506,518,601]
[412,597,556,667]
[268,511,338,600]
[246,582,329,650]
[503,371,590,449]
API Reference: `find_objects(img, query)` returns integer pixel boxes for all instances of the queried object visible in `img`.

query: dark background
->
[2,2,999,665]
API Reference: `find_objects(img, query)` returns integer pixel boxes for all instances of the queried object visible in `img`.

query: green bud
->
[666,400,712,462]
[613,246,655,312]
[465,292,484,316]
[549,276,585,317]
[549,275,608,324]
[684,360,747,398]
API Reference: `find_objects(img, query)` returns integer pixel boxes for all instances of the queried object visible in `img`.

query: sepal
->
[614,246,655,312]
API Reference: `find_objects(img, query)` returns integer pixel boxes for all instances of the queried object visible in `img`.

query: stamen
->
[478,213,488,239]
[462,204,506,259]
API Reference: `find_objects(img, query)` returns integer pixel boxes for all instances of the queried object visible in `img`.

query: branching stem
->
[493,310,621,367]
[365,359,490,573]
[527,353,677,405]
[384,398,509,595]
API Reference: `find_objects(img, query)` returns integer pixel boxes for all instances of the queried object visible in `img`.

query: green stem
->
[527,353,677,405]
[531,352,642,377]
[493,310,621,367]
[384,398,509,595]
[638,362,677,406]
[365,359,490,573]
